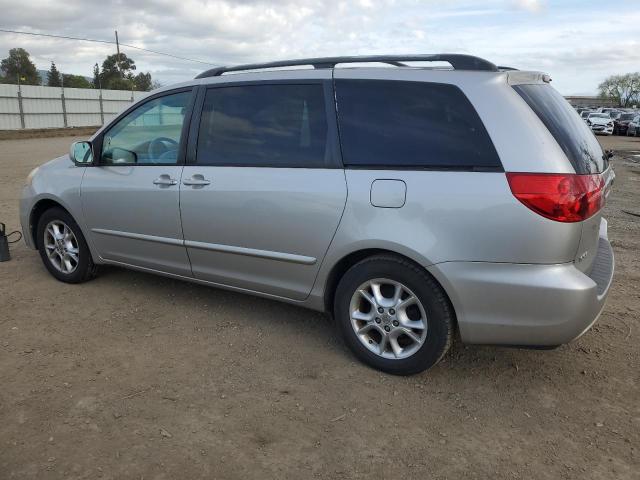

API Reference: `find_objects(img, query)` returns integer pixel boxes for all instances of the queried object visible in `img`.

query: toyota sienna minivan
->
[20,54,615,375]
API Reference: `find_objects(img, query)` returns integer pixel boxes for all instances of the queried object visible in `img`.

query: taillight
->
[506,173,605,222]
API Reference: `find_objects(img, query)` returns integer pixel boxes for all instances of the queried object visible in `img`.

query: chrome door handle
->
[182,174,211,187]
[153,174,178,186]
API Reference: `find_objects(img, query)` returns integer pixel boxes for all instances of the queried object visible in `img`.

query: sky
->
[0,0,638,95]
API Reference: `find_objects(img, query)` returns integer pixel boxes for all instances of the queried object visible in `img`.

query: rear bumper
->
[429,220,614,346]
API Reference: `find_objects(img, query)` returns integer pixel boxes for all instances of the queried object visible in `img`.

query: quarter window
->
[513,84,607,174]
[101,91,191,165]
[196,84,329,167]
[335,79,501,170]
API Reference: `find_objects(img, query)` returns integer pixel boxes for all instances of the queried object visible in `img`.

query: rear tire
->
[36,207,97,284]
[333,255,455,375]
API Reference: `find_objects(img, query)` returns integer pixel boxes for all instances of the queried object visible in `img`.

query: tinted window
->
[102,91,191,165]
[335,79,501,169]
[196,84,328,167]
[513,84,607,174]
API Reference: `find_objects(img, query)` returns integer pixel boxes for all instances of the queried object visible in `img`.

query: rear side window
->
[335,79,501,170]
[196,84,328,167]
[513,84,607,174]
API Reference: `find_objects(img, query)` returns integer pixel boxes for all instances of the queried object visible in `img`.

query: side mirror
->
[69,141,93,165]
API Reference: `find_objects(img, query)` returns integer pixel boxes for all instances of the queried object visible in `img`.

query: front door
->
[180,81,347,300]
[81,89,194,276]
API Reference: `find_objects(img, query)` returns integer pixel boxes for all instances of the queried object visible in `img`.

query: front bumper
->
[429,220,614,346]
[591,125,614,135]
[19,186,36,249]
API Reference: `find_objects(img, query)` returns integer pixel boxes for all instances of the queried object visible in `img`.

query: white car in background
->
[586,113,614,135]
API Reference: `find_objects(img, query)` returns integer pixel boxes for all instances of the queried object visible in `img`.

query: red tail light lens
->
[506,173,605,222]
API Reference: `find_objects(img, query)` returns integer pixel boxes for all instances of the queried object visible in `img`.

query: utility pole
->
[115,30,122,77]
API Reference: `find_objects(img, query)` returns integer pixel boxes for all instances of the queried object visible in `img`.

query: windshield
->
[590,114,609,119]
[620,114,635,120]
[513,84,607,174]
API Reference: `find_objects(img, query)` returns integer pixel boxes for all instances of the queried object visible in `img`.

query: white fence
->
[0,84,149,130]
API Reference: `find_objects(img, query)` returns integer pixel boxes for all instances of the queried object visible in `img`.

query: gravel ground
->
[1,134,639,479]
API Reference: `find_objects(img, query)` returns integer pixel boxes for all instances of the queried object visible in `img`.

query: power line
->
[0,28,219,66]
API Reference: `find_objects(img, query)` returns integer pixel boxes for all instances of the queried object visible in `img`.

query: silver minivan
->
[20,54,615,375]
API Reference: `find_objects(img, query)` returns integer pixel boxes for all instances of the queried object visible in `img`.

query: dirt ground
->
[1,134,639,480]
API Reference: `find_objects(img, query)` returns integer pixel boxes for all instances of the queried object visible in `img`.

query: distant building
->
[565,96,619,108]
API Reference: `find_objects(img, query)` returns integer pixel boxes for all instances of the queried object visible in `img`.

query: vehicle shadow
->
[94,264,582,387]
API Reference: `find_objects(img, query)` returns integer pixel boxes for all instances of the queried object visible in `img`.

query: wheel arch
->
[322,248,457,330]
[29,198,75,247]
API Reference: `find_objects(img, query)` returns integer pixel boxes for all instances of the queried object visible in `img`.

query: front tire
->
[334,255,455,375]
[37,207,97,283]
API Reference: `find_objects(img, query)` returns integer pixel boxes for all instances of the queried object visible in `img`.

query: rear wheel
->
[334,255,455,375]
[37,207,97,283]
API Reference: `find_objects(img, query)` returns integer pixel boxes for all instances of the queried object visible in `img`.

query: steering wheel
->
[148,137,179,159]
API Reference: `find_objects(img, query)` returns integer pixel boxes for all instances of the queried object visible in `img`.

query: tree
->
[598,73,640,107]
[47,61,62,87]
[100,52,136,88]
[92,63,101,89]
[133,72,152,91]
[0,48,40,85]
[107,77,134,90]
[62,74,91,89]
[97,53,156,91]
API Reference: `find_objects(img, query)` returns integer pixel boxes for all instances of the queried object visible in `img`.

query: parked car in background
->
[614,113,637,135]
[581,110,594,120]
[627,115,640,136]
[19,54,615,375]
[600,108,619,116]
[586,113,614,135]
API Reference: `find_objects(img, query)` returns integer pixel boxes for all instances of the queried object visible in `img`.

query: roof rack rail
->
[195,54,498,79]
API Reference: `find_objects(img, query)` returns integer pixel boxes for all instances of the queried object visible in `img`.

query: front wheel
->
[334,255,455,375]
[37,207,97,283]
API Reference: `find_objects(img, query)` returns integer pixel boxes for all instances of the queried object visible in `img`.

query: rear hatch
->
[509,81,613,274]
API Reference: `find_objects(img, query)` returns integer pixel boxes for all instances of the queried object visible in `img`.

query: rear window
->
[513,84,607,174]
[335,79,501,170]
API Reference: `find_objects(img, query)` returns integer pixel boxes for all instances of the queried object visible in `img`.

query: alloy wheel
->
[349,278,428,359]
[43,220,79,274]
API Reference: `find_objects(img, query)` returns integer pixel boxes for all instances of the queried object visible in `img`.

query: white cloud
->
[513,0,546,12]
[0,0,637,94]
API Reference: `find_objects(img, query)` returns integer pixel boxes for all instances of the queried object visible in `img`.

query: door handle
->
[153,174,178,186]
[183,174,211,187]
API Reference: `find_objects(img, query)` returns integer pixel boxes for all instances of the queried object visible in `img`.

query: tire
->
[333,255,455,375]
[36,207,97,283]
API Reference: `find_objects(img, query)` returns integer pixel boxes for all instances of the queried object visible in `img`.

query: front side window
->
[196,84,328,167]
[335,79,501,170]
[101,91,191,165]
